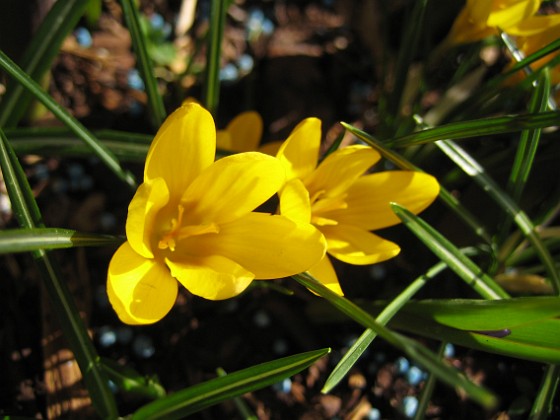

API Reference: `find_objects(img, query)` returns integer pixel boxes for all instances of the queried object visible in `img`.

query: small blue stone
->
[237,54,254,73]
[395,356,409,374]
[444,343,455,358]
[272,378,292,393]
[219,63,239,82]
[150,13,165,30]
[74,27,93,48]
[402,396,419,418]
[406,366,424,386]
[367,407,381,420]
[127,69,145,91]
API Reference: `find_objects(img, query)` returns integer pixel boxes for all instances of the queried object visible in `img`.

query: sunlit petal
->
[107,242,178,325]
[166,255,254,300]
[144,103,216,195]
[307,255,343,296]
[126,178,170,258]
[508,15,560,36]
[486,0,539,28]
[305,145,380,198]
[189,212,326,279]
[279,179,312,224]
[323,171,439,231]
[322,224,400,265]
[276,118,321,181]
[183,152,285,225]
[225,111,263,152]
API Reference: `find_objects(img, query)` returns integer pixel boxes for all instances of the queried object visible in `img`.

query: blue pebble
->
[406,366,424,385]
[133,335,155,359]
[444,343,455,358]
[367,408,381,420]
[127,69,145,91]
[150,13,165,30]
[402,396,419,418]
[261,19,275,36]
[395,357,410,374]
[74,27,93,48]
[237,54,254,74]
[272,378,292,394]
[219,63,239,82]
[98,326,117,347]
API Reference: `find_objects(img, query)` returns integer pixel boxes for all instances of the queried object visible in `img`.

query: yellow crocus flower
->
[216,111,283,155]
[275,118,440,295]
[107,103,326,325]
[446,0,541,45]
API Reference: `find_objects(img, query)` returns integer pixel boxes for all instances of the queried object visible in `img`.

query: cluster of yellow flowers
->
[107,103,439,325]
[446,0,560,84]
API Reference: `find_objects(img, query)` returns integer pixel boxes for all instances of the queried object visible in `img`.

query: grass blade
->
[530,365,560,420]
[294,273,498,409]
[203,0,228,115]
[0,129,118,418]
[0,228,121,253]
[322,259,449,393]
[120,0,167,128]
[391,203,509,299]
[387,112,560,148]
[0,0,88,127]
[0,50,137,188]
[132,348,330,420]
[436,140,560,293]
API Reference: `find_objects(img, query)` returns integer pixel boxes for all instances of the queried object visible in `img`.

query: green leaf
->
[0,228,121,254]
[322,259,449,393]
[391,203,509,299]
[387,112,560,148]
[389,297,560,365]
[0,0,89,127]
[0,51,137,188]
[203,0,228,115]
[293,274,497,409]
[0,129,118,418]
[101,357,166,400]
[120,0,167,128]
[436,140,560,293]
[132,348,330,420]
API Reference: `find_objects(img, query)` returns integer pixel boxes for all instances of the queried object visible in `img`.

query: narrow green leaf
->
[0,228,121,254]
[132,348,330,420]
[294,273,497,409]
[390,301,560,365]
[101,357,166,400]
[531,364,560,420]
[342,121,493,244]
[203,0,228,115]
[391,203,509,299]
[120,0,167,127]
[0,0,89,127]
[387,112,560,148]
[322,259,449,393]
[216,368,258,420]
[0,129,118,418]
[436,140,560,293]
[0,50,137,188]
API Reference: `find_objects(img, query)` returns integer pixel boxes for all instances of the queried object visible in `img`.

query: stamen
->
[158,205,219,251]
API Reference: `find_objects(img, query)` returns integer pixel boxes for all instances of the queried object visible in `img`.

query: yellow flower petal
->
[307,255,343,296]
[216,130,233,150]
[279,179,312,224]
[126,178,170,258]
[225,111,263,152]
[107,242,178,325]
[183,152,286,225]
[305,145,380,199]
[322,224,400,265]
[276,118,321,181]
[486,0,539,28]
[189,212,326,279]
[323,171,439,231]
[166,255,254,300]
[507,15,560,36]
[144,103,216,196]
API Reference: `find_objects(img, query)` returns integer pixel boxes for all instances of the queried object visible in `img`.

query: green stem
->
[530,364,560,420]
[203,0,228,115]
[414,342,447,420]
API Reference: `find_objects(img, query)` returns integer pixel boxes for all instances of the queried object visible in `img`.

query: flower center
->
[158,205,219,251]
[309,190,347,226]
